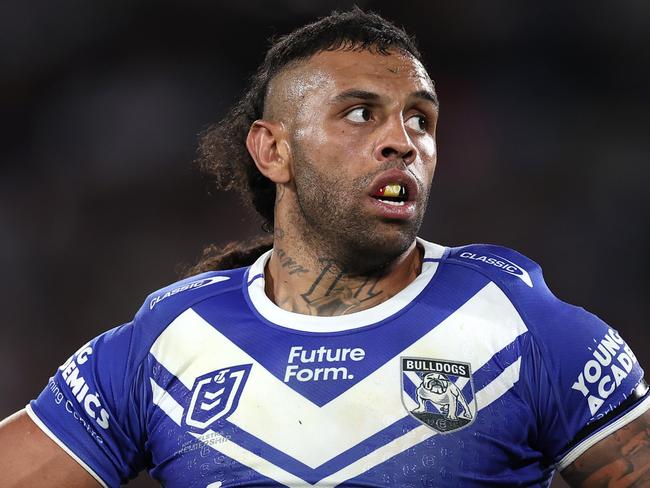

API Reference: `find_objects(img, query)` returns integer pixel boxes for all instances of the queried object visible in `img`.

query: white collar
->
[245,238,446,333]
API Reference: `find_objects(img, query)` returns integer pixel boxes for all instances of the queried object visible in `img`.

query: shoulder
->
[134,267,247,333]
[97,267,249,367]
[445,243,541,291]
[441,242,584,339]
[428,241,647,463]
[143,268,245,314]
[60,267,249,401]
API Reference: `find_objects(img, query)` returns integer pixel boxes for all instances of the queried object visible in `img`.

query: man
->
[0,9,648,487]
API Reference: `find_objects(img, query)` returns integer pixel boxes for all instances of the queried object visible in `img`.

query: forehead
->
[280,49,434,102]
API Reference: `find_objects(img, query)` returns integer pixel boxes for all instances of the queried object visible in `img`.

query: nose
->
[373,116,417,165]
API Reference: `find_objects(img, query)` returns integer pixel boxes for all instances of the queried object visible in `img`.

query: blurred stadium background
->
[1,1,648,486]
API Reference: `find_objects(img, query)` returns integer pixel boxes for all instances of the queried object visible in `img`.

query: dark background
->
[1,1,648,486]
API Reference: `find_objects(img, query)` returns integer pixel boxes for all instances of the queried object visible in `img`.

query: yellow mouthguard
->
[383,184,402,198]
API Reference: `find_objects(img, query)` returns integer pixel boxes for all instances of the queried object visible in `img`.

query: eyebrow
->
[330,89,381,105]
[330,88,439,107]
[413,89,439,107]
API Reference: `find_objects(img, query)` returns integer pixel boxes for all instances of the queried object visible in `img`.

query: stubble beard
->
[290,149,428,276]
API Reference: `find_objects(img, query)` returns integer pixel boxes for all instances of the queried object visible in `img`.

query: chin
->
[338,224,418,274]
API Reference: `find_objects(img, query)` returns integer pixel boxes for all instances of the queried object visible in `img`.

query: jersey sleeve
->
[521,297,648,468]
[25,270,239,487]
[448,245,649,468]
[27,321,149,488]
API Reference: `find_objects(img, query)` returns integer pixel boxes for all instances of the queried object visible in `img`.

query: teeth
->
[378,199,405,206]
[382,184,402,198]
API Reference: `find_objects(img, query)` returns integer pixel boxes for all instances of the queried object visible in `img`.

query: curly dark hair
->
[188,8,424,275]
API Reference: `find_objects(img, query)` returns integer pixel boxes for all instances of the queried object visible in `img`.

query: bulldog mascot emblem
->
[401,357,476,433]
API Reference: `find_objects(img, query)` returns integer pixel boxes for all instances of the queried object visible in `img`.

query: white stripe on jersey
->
[150,378,184,426]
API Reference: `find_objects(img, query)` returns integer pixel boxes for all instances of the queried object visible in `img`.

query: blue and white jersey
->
[28,239,649,487]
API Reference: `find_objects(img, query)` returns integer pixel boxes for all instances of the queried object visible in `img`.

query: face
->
[279,49,438,272]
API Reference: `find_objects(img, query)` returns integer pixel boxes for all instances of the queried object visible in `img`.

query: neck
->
[264,229,423,316]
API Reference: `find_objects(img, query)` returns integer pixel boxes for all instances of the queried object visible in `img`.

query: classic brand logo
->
[401,357,476,433]
[149,276,231,309]
[458,251,533,287]
[184,364,251,430]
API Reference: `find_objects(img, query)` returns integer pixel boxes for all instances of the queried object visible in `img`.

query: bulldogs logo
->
[401,357,476,433]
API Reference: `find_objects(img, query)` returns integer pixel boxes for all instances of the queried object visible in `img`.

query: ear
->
[246,120,291,184]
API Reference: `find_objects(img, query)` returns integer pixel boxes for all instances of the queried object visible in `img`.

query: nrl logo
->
[401,357,476,433]
[184,364,251,431]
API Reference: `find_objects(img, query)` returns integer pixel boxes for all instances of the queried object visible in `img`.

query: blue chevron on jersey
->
[27,238,648,487]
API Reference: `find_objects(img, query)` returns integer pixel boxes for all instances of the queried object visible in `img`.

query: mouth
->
[368,169,418,203]
[366,169,419,220]
[371,183,409,206]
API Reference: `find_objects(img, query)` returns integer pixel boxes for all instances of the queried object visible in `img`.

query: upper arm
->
[0,410,101,487]
[561,408,650,487]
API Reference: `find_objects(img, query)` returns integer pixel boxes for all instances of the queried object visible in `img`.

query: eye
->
[344,107,371,123]
[405,114,427,132]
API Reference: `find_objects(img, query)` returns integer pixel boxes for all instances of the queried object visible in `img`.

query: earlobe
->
[246,120,292,184]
